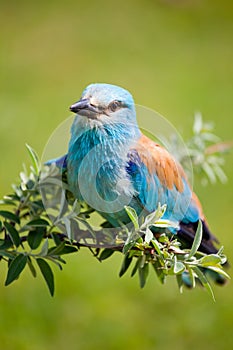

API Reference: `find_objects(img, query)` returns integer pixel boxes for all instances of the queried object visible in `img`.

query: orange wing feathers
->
[135,134,185,192]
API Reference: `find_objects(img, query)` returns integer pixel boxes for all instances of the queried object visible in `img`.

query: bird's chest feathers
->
[67,128,135,202]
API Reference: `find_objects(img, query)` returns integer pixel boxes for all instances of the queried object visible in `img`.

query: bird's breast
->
[67,131,136,213]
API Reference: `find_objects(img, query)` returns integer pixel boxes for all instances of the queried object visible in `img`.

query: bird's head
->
[70,83,137,127]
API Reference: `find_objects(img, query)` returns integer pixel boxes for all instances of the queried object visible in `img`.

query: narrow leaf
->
[144,227,153,243]
[152,259,166,284]
[206,266,230,280]
[39,239,49,256]
[187,266,196,288]
[0,199,17,206]
[51,233,63,246]
[0,249,15,258]
[119,254,133,277]
[174,260,186,274]
[99,249,114,261]
[176,274,183,293]
[187,220,203,259]
[56,245,78,255]
[123,240,136,254]
[4,222,21,247]
[151,238,163,258]
[63,217,73,240]
[26,144,40,175]
[47,256,63,270]
[198,254,222,267]
[217,246,225,255]
[192,266,215,301]
[27,227,46,249]
[27,257,37,277]
[153,219,179,229]
[124,206,139,229]
[141,205,165,229]
[56,190,68,221]
[202,162,217,184]
[26,218,50,227]
[37,258,54,296]
[0,210,20,224]
[138,263,149,288]
[193,112,203,134]
[48,242,78,256]
[5,254,27,286]
[48,242,66,255]
[213,164,228,184]
[0,239,14,250]
[131,258,140,277]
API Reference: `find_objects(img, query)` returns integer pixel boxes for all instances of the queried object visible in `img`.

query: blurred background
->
[0,0,233,349]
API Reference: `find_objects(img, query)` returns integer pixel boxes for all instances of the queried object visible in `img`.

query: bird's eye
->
[108,100,121,112]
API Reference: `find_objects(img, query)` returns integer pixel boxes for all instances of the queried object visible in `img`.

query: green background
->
[0,1,233,349]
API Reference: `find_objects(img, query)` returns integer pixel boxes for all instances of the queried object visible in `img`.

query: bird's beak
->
[69,99,99,118]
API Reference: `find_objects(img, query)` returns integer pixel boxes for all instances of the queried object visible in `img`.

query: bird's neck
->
[68,119,140,161]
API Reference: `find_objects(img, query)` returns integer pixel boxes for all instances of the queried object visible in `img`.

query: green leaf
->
[63,217,73,240]
[131,258,140,277]
[0,249,15,259]
[217,246,225,255]
[123,240,136,255]
[124,206,139,229]
[153,219,179,230]
[57,245,78,255]
[198,254,222,267]
[187,265,196,288]
[36,258,54,296]
[119,254,133,277]
[48,242,78,256]
[213,164,228,184]
[144,227,153,243]
[187,220,203,259]
[48,242,66,255]
[0,199,17,206]
[27,257,37,278]
[51,233,63,246]
[173,260,186,274]
[158,233,170,244]
[176,274,183,293]
[192,266,215,301]
[151,238,163,258]
[99,249,114,261]
[4,222,21,247]
[5,254,28,286]
[27,227,46,249]
[140,205,166,229]
[26,144,40,175]
[0,210,20,224]
[206,266,231,280]
[39,239,49,256]
[26,218,50,227]
[47,256,64,270]
[0,239,14,250]
[138,263,149,288]
[152,259,166,284]
[193,112,203,134]
[202,162,217,184]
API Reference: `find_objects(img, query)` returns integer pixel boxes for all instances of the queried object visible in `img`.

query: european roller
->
[49,83,221,259]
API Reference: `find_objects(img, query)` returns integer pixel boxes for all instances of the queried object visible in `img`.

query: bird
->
[47,83,225,282]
